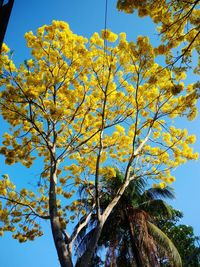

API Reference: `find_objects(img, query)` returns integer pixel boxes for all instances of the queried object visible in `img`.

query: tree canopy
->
[117,0,200,71]
[0,21,199,267]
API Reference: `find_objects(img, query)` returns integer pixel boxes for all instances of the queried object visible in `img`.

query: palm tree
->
[75,170,182,267]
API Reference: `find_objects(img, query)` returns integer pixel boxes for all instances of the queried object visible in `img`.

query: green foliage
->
[76,172,181,267]
[157,210,200,266]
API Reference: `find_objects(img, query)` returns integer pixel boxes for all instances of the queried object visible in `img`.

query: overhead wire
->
[104,0,108,54]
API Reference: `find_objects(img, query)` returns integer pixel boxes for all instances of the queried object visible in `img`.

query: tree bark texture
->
[49,165,73,267]
[125,210,145,267]
[50,216,73,267]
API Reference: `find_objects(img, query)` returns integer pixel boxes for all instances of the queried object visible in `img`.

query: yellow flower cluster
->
[117,0,199,70]
[101,29,118,42]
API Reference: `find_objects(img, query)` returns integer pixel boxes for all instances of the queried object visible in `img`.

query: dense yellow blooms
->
[0,175,45,241]
[117,0,200,70]
[0,21,198,240]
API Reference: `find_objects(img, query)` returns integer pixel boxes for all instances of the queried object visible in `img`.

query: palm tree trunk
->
[124,209,144,267]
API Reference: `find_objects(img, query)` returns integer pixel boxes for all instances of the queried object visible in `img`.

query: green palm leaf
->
[147,221,182,267]
[144,186,175,200]
[137,199,173,218]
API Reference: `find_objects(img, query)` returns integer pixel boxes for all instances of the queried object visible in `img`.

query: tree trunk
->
[125,210,145,267]
[50,216,73,267]
[49,162,73,267]
[76,177,132,266]
[125,209,160,267]
[75,221,103,267]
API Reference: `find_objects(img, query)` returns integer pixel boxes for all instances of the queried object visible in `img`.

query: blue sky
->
[0,1,200,266]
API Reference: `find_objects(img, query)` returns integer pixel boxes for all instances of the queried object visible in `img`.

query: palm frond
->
[75,227,96,256]
[137,199,173,218]
[147,221,182,267]
[129,176,147,195]
[144,186,175,200]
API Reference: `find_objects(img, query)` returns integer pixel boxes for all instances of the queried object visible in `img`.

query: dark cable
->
[104,0,108,54]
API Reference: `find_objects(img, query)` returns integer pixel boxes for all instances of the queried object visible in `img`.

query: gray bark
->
[49,163,73,267]
[50,216,73,267]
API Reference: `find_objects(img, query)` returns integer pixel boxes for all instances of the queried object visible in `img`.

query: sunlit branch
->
[0,196,50,219]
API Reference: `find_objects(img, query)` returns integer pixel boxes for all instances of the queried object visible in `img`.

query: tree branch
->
[0,196,50,219]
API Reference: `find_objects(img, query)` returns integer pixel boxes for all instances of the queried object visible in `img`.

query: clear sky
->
[0,1,200,267]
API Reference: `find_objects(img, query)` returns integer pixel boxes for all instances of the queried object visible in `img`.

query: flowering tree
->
[117,0,200,72]
[0,21,198,267]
